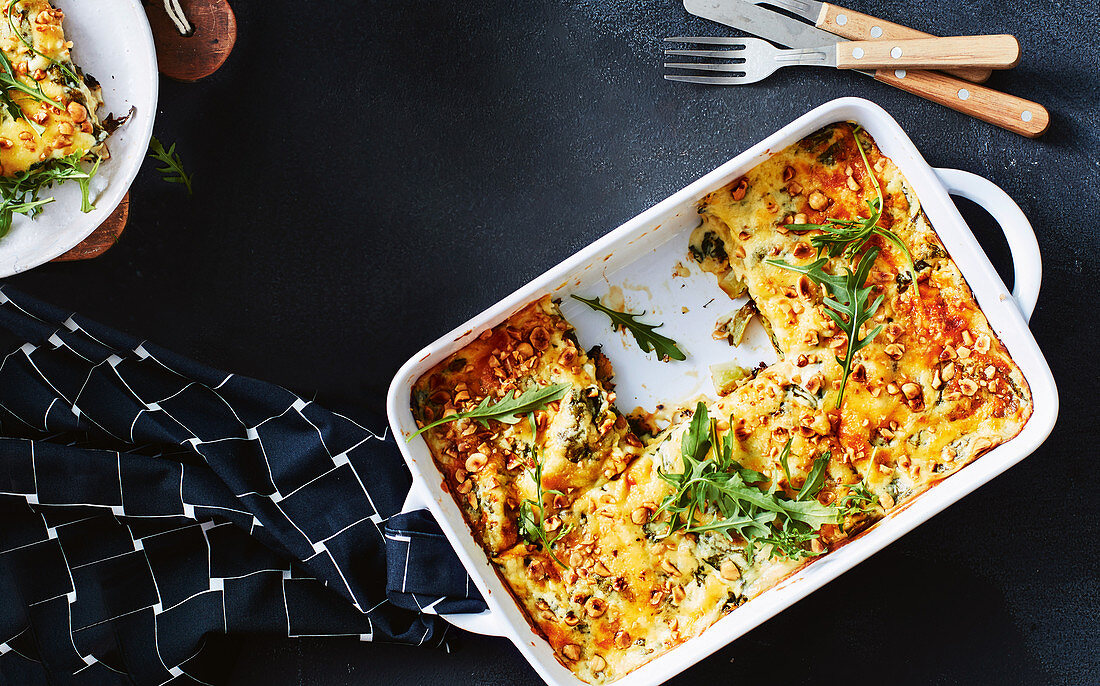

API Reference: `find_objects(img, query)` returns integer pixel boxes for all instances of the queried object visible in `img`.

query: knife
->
[682,0,1049,137]
[743,0,992,82]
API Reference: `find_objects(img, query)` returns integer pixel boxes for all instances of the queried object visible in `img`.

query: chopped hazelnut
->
[974,334,991,354]
[67,101,87,123]
[731,178,749,201]
[884,343,905,360]
[792,242,814,259]
[720,560,741,581]
[808,190,830,210]
[584,597,607,618]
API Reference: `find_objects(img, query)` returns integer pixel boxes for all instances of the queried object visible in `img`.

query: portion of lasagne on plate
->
[0,0,111,234]
[411,123,1032,684]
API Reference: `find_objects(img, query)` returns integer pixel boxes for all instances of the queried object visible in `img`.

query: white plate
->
[0,0,157,277]
[388,98,1059,686]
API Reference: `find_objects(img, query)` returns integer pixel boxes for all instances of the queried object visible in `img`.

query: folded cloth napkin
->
[0,287,485,686]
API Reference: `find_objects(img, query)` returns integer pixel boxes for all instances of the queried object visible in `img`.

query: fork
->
[664,35,1019,85]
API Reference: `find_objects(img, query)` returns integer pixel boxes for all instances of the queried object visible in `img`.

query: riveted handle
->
[818,3,991,82]
[835,35,1020,70]
[874,68,1049,137]
[934,168,1042,323]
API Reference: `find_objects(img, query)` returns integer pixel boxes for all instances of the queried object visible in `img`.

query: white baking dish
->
[386,97,1058,686]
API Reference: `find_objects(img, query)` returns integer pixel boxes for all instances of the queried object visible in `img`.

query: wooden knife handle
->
[818,3,992,83]
[835,35,1020,70]
[874,68,1049,137]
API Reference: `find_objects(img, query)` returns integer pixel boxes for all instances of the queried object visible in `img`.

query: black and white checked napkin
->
[0,287,485,685]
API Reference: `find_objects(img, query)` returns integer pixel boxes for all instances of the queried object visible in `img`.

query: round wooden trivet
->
[146,0,238,82]
[52,193,130,262]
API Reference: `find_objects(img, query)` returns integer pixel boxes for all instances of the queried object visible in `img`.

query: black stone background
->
[7,1,1099,684]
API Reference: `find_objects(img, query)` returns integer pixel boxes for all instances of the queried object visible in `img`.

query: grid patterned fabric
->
[0,287,485,686]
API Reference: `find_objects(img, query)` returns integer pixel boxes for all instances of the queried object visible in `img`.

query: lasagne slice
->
[0,0,108,175]
[691,123,1032,507]
[411,296,641,555]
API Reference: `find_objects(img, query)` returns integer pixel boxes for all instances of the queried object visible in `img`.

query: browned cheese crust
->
[410,123,1032,684]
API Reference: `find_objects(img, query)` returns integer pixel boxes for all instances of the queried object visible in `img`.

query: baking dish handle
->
[933,167,1041,322]
[400,480,511,637]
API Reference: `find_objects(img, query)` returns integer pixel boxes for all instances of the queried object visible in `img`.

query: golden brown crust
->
[0,0,107,175]
[411,123,1032,684]
[692,123,1032,502]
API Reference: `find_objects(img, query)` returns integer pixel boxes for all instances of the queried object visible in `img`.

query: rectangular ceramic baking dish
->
[386,97,1059,686]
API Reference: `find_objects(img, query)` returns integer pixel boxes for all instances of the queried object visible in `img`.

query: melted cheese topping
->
[0,0,106,175]
[412,124,1031,684]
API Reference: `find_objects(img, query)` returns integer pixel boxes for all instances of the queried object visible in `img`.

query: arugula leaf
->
[148,136,193,195]
[0,59,23,124]
[517,455,573,567]
[786,128,916,284]
[653,402,842,560]
[408,382,571,440]
[767,249,884,407]
[839,480,878,520]
[797,452,830,502]
[776,498,841,530]
[682,401,712,462]
[778,437,794,487]
[571,294,686,361]
[0,153,100,237]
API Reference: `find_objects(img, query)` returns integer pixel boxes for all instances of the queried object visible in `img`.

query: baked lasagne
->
[0,0,110,233]
[411,123,1032,683]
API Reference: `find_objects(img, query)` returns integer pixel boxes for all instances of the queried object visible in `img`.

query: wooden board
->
[52,194,129,262]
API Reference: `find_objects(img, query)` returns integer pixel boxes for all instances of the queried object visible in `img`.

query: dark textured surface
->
[7,0,1099,684]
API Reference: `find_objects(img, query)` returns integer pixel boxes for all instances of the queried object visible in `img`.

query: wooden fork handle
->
[835,35,1020,70]
[874,68,1049,138]
[817,3,992,83]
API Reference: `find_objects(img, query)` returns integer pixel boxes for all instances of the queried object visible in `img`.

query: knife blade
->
[745,0,821,24]
[680,0,1050,137]
[683,0,849,52]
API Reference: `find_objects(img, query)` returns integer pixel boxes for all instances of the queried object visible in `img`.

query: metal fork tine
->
[663,74,748,85]
[664,36,749,46]
[662,35,804,87]
[664,49,746,59]
[664,62,747,73]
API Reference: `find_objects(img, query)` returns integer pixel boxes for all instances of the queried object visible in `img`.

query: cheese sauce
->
[0,0,107,175]
[412,123,1031,684]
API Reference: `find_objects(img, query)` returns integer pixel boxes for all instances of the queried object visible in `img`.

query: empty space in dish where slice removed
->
[556,209,776,420]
